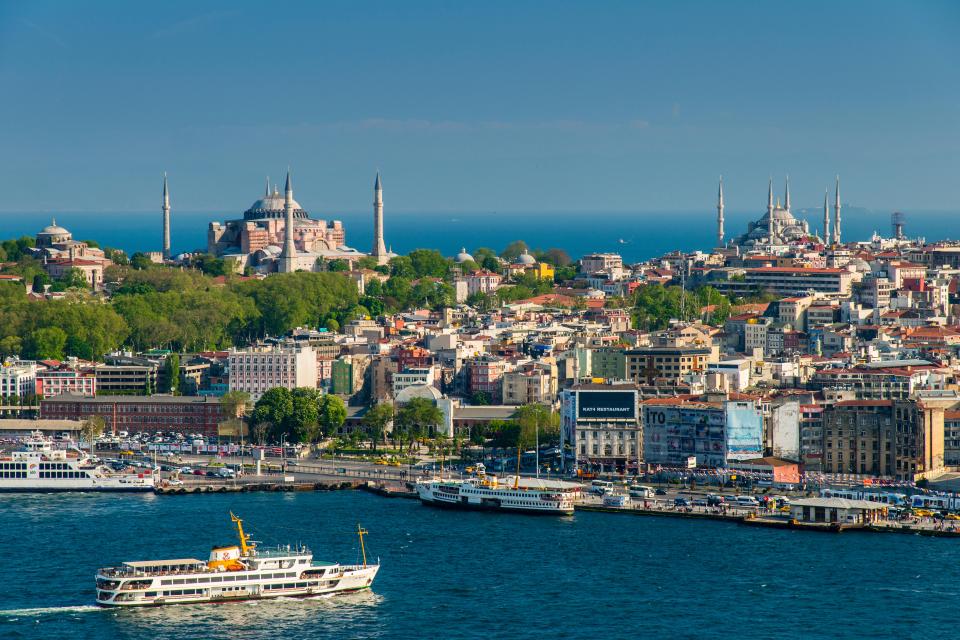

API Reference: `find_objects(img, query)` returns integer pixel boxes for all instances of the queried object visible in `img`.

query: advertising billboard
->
[577,390,636,420]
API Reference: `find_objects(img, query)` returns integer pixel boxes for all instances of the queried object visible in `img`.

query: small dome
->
[455,247,474,263]
[516,252,536,265]
[39,219,70,235]
[395,384,443,403]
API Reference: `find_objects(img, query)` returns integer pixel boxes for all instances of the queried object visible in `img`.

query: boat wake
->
[0,604,100,617]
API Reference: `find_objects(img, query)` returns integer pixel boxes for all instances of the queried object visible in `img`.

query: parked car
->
[655,488,668,496]
[706,494,725,506]
[674,497,690,508]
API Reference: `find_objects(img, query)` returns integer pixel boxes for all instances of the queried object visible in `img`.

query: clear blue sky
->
[0,0,957,214]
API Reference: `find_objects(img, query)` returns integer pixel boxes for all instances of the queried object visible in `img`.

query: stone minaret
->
[280,170,297,273]
[716,176,724,248]
[767,177,775,245]
[833,175,842,245]
[822,188,831,245]
[784,175,791,212]
[372,171,387,264]
[162,173,171,259]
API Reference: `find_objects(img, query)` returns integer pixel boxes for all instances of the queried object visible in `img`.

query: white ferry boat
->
[416,473,581,515]
[0,431,153,492]
[95,513,379,606]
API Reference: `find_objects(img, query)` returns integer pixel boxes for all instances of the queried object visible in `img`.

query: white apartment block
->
[0,359,38,399]
[228,345,318,400]
[581,253,623,274]
[392,366,437,396]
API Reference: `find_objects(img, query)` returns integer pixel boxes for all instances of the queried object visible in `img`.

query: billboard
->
[577,390,636,420]
[724,401,764,462]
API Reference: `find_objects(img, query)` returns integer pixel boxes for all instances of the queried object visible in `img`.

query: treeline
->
[631,284,733,330]
[0,269,360,360]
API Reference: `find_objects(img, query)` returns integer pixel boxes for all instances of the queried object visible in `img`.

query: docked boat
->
[0,431,153,492]
[416,474,581,515]
[95,513,379,606]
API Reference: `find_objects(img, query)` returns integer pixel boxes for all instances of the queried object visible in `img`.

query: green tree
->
[515,404,560,450]
[252,387,294,443]
[165,354,180,394]
[191,253,228,277]
[25,326,67,360]
[500,240,528,261]
[0,336,22,358]
[317,393,347,439]
[80,415,106,449]
[388,256,415,279]
[31,273,49,293]
[130,253,154,270]
[221,390,252,441]
[472,248,501,273]
[327,259,349,272]
[289,387,322,443]
[356,256,381,271]
[362,402,394,452]
[395,397,443,453]
[408,249,450,279]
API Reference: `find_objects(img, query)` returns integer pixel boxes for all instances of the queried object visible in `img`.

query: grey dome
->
[516,252,536,265]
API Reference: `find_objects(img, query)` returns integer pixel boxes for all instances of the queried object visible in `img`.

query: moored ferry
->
[95,513,379,606]
[416,473,581,515]
[0,431,153,492]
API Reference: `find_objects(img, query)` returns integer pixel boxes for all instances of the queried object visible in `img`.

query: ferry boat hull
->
[0,432,154,493]
[415,478,578,515]
[95,514,380,607]
[95,565,379,607]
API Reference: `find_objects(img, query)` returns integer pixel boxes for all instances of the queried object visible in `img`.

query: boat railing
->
[252,546,311,558]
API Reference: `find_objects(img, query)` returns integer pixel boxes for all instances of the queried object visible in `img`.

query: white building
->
[581,253,623,273]
[392,366,437,396]
[228,345,318,400]
[0,359,38,399]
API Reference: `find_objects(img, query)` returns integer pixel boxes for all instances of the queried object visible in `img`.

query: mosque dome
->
[516,252,536,265]
[244,181,309,221]
[455,247,474,263]
[40,220,70,236]
[395,384,443,403]
[36,218,72,248]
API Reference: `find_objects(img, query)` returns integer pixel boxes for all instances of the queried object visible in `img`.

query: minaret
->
[372,171,387,264]
[833,175,842,245]
[162,173,171,260]
[822,188,831,245]
[716,176,724,248]
[784,176,791,212]
[767,177,775,246]
[280,170,297,273]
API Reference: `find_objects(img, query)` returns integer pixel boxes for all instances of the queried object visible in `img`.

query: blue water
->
[2,209,958,263]
[0,491,956,640]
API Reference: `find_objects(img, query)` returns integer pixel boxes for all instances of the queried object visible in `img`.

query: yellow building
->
[531,262,554,281]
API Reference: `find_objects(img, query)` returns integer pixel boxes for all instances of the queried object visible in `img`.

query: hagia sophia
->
[205,171,393,273]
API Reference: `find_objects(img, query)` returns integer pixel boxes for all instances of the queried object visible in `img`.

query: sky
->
[0,0,958,215]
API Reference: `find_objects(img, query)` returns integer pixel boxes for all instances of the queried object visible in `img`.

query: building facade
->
[561,384,641,473]
[642,395,764,468]
[228,345,318,401]
[41,394,226,436]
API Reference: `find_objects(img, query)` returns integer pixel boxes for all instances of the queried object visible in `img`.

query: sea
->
[1,209,958,263]
[0,491,956,640]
